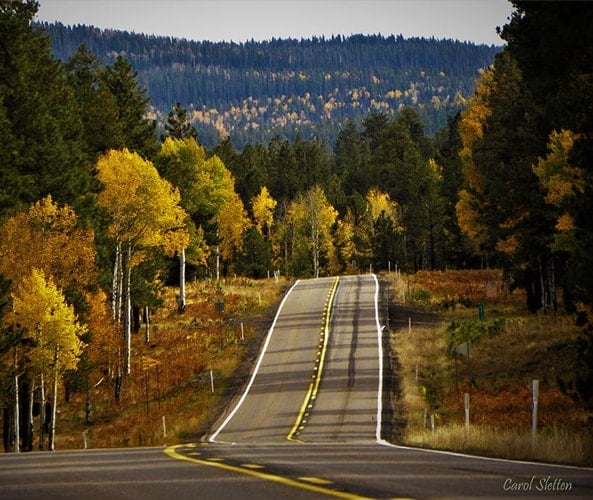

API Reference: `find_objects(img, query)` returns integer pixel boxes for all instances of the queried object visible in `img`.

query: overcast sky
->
[35,0,514,46]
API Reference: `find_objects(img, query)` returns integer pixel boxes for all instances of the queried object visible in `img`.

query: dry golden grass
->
[389,270,592,466]
[406,424,593,465]
[56,276,289,449]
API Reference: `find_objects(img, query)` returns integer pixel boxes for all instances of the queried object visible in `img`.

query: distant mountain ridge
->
[39,22,501,148]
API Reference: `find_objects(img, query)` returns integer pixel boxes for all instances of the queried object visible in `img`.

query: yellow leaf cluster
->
[0,195,96,292]
[495,235,520,256]
[218,192,251,261]
[366,187,400,224]
[251,186,277,235]
[533,130,583,207]
[96,149,189,256]
[12,269,86,373]
[458,67,495,193]
[455,189,486,249]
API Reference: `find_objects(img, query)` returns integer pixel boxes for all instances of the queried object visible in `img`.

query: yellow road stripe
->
[164,444,374,500]
[287,277,339,441]
[299,476,334,485]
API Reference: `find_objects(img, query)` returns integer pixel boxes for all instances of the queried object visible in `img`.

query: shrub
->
[447,318,506,351]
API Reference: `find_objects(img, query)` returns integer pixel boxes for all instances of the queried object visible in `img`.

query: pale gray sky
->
[35,0,514,45]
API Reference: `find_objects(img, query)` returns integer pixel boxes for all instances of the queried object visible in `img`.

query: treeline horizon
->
[39,21,501,148]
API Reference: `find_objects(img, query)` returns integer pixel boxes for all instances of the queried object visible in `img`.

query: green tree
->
[268,136,298,202]
[162,101,198,141]
[64,44,123,159]
[236,227,272,278]
[500,0,593,416]
[100,56,158,159]
[156,138,235,287]
[0,0,92,215]
[333,121,371,209]
[458,51,556,311]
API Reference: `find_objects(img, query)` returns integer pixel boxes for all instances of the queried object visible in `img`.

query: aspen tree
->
[11,270,86,451]
[96,149,188,376]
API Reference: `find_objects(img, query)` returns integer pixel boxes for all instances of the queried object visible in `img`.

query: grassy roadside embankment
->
[56,277,289,449]
[388,269,593,466]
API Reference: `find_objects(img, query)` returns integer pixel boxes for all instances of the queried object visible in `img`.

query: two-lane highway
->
[299,275,382,443]
[2,275,592,499]
[209,277,338,444]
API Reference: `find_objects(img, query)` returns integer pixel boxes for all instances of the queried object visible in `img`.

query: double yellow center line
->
[287,276,340,442]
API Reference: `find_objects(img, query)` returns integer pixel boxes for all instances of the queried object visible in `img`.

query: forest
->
[1,0,593,451]
[39,21,501,148]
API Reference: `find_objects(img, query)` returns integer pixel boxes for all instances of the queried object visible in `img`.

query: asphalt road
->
[1,275,592,499]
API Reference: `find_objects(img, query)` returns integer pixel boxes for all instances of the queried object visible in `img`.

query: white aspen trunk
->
[144,306,150,343]
[27,378,34,451]
[49,364,58,452]
[311,221,320,278]
[178,248,186,313]
[216,245,220,282]
[39,374,45,450]
[13,354,19,453]
[124,241,132,375]
[112,241,121,322]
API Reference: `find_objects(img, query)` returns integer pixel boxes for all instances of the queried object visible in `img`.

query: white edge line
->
[372,274,593,472]
[372,273,384,444]
[208,279,301,443]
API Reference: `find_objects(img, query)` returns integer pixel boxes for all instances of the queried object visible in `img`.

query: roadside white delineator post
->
[408,317,412,335]
[464,392,470,435]
[82,431,87,450]
[430,414,435,432]
[240,322,245,342]
[162,415,167,438]
[532,379,539,450]
[210,370,215,393]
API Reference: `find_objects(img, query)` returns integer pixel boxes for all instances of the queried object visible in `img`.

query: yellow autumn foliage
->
[11,269,86,374]
[0,195,96,293]
[96,148,189,257]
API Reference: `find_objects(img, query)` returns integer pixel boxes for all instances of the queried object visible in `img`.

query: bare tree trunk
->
[216,245,220,282]
[48,364,58,452]
[549,257,557,310]
[112,241,122,322]
[144,306,150,343]
[539,253,546,312]
[13,379,19,453]
[178,248,186,313]
[311,221,320,278]
[13,347,19,453]
[39,374,45,450]
[123,241,132,375]
[26,376,34,452]
[114,349,122,403]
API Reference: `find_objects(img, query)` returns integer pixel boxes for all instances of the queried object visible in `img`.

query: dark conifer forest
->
[39,22,501,148]
[2,1,593,453]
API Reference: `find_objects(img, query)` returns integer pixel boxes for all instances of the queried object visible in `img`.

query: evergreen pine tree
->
[0,0,92,215]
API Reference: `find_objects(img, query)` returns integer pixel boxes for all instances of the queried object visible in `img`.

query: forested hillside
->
[2,0,593,453]
[39,22,500,148]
